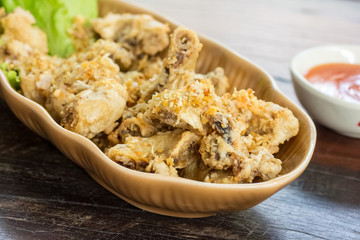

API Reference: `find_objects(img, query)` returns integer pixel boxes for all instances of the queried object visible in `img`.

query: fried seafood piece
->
[160,26,202,90]
[222,89,299,154]
[204,147,282,183]
[107,114,158,146]
[0,40,60,105]
[68,15,96,53]
[118,71,146,106]
[143,79,220,134]
[199,134,237,170]
[139,27,203,100]
[107,57,162,107]
[92,13,170,56]
[134,55,163,79]
[0,8,57,105]
[106,129,201,176]
[199,134,282,183]
[46,55,128,138]
[77,39,135,70]
[243,147,282,182]
[195,67,229,96]
[106,100,175,146]
[0,7,48,54]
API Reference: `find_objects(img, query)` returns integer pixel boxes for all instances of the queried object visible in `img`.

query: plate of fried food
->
[0,0,316,217]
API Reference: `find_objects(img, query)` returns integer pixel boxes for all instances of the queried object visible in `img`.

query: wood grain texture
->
[1,0,360,239]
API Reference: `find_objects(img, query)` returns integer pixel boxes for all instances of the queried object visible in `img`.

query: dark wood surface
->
[1,0,360,239]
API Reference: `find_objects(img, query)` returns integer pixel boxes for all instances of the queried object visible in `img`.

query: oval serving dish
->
[0,0,316,218]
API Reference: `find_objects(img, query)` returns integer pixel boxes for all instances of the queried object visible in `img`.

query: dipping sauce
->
[304,63,360,103]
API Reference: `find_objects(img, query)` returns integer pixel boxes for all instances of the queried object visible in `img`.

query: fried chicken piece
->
[106,129,201,176]
[47,55,128,138]
[198,119,248,172]
[0,7,48,54]
[197,89,297,183]
[92,13,170,56]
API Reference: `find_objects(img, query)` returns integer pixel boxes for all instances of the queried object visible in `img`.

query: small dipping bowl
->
[290,45,360,138]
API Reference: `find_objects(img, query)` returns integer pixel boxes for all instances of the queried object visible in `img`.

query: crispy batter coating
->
[106,129,201,176]
[92,13,170,56]
[195,67,229,96]
[0,8,48,54]
[139,27,203,101]
[0,8,58,105]
[68,16,95,52]
[144,79,219,134]
[77,39,135,70]
[222,89,300,154]
[0,40,60,105]
[47,55,128,138]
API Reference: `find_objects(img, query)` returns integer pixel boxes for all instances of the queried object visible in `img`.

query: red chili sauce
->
[304,63,360,103]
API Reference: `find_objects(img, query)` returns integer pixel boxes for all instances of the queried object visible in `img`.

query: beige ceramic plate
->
[0,0,316,218]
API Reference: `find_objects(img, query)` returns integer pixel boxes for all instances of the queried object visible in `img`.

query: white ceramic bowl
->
[290,45,360,138]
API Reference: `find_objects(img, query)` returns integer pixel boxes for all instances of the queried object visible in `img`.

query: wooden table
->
[1,0,359,239]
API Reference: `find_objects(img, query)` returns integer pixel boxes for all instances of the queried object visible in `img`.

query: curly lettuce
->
[0,0,98,58]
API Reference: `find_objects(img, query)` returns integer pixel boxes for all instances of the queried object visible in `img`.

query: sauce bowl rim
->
[290,44,360,109]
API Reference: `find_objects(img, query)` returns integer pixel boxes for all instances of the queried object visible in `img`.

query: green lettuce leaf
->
[0,0,98,58]
[0,62,20,90]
